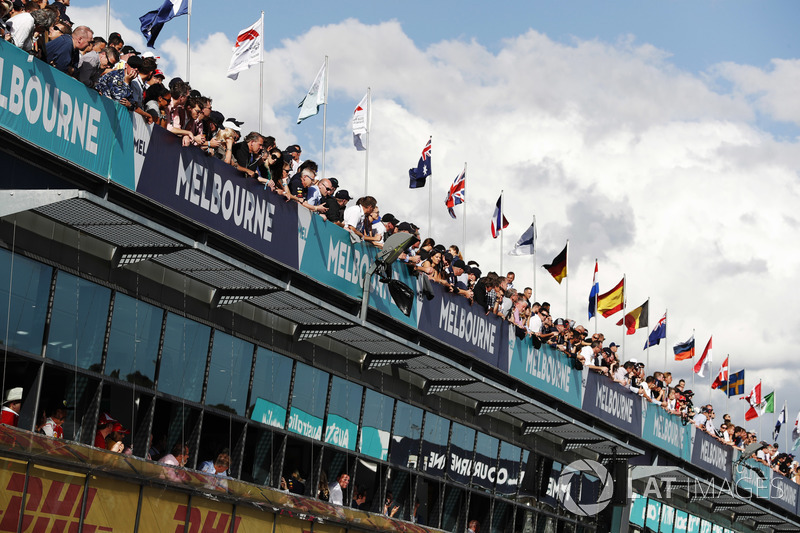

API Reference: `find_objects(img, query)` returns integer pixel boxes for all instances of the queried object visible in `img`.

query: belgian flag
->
[616,300,648,335]
[542,244,567,284]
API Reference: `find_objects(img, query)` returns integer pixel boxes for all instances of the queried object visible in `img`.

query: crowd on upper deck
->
[2,0,798,490]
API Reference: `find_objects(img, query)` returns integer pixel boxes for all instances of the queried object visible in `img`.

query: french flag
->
[490,195,509,238]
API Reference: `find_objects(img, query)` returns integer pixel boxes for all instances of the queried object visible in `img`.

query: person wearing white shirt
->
[328,473,350,505]
[343,196,377,240]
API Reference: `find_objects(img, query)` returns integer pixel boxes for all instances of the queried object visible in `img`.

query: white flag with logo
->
[227,15,263,80]
[297,58,327,123]
[352,91,369,151]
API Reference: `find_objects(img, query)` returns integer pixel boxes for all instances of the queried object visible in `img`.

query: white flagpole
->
[593,258,598,335]
[186,0,192,82]
[664,308,668,370]
[427,136,432,237]
[691,328,695,393]
[621,274,626,360]
[531,215,536,302]
[364,87,371,195]
[784,400,788,452]
[564,239,569,320]
[725,353,730,420]
[106,0,110,39]
[462,162,467,257]
[258,11,264,134]
[645,297,650,369]
[499,191,505,275]
[321,55,329,179]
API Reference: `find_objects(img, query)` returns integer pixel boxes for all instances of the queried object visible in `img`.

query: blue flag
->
[409,138,431,188]
[588,261,598,319]
[139,0,189,48]
[643,313,667,349]
[719,369,745,397]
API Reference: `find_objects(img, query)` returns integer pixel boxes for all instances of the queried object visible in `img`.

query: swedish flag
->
[719,369,745,397]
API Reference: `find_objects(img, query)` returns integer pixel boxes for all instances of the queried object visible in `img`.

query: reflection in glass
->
[105,293,162,387]
[158,313,210,402]
[0,249,51,355]
[497,441,522,496]
[287,362,328,440]
[206,331,253,415]
[325,376,362,451]
[448,422,475,485]
[473,432,499,490]
[390,401,423,468]
[47,272,110,370]
[421,412,450,477]
[359,389,393,460]
[249,347,293,428]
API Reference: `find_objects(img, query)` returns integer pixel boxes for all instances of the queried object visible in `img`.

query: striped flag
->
[490,195,509,238]
[711,356,728,390]
[542,244,568,284]
[616,300,649,335]
[597,278,624,317]
[588,261,599,319]
[693,336,712,378]
[673,335,695,361]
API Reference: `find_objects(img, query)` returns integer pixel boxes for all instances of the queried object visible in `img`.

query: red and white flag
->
[742,381,762,421]
[711,356,728,389]
[693,336,712,378]
[227,15,263,80]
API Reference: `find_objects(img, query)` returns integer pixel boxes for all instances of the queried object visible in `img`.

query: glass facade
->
[105,293,162,387]
[0,248,50,355]
[158,312,210,402]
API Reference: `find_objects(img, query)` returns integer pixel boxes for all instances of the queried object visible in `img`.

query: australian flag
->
[445,168,466,219]
[409,138,431,188]
[643,312,667,349]
[140,0,189,48]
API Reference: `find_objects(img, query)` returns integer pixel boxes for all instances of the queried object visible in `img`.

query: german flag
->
[542,244,568,284]
[596,278,624,317]
[616,300,648,335]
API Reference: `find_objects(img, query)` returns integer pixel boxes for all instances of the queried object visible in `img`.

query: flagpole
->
[690,328,695,393]
[186,0,192,82]
[593,259,598,335]
[645,297,650,370]
[427,138,432,238]
[496,190,503,275]
[532,215,537,304]
[364,87,371,195]
[759,380,763,438]
[462,162,467,257]
[321,55,329,179]
[564,239,569,320]
[664,309,668,370]
[258,11,264,134]
[725,353,730,420]
[106,0,110,40]
[621,274,626,362]
[784,401,788,452]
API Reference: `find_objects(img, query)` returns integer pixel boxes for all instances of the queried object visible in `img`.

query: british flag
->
[408,138,431,188]
[445,168,466,219]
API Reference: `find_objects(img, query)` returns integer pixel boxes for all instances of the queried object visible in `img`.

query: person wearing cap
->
[41,400,72,439]
[94,412,118,449]
[373,213,398,246]
[286,162,328,215]
[1,387,23,427]
[285,145,302,174]
[324,189,351,225]
[105,422,130,453]
[114,44,139,70]
[46,24,93,75]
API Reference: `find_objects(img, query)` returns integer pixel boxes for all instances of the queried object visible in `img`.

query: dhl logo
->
[0,472,110,532]
[173,505,241,533]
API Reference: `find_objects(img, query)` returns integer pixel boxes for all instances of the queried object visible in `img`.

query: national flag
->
[711,356,729,390]
[409,138,431,188]
[509,222,536,256]
[760,391,774,416]
[741,381,761,422]
[139,0,190,48]
[588,261,599,320]
[444,166,465,218]
[297,59,327,124]
[490,195,509,238]
[616,300,648,335]
[792,410,800,449]
[643,312,666,350]
[542,244,568,284]
[774,403,786,442]
[596,278,624,317]
[352,91,369,151]
[227,15,263,80]
[673,335,695,361]
[693,336,712,378]
[718,369,744,397]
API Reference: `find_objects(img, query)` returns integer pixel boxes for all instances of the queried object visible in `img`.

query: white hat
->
[3,387,22,404]
[222,119,242,133]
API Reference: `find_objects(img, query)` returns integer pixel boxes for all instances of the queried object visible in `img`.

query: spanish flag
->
[616,300,648,335]
[542,244,568,284]
[596,278,624,317]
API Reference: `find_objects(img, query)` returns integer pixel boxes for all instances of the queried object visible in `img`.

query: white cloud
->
[65,8,800,426]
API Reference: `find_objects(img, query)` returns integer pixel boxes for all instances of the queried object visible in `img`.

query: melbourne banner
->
[0,40,134,188]
[769,471,799,514]
[733,453,771,499]
[642,402,692,461]
[582,371,643,435]
[690,429,731,480]
[416,283,503,366]
[136,123,299,267]
[505,331,583,408]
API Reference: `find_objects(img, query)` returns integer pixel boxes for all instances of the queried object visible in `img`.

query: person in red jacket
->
[1,387,23,427]
[94,412,118,448]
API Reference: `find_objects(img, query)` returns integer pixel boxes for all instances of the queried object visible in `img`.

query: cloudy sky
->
[71,1,800,430]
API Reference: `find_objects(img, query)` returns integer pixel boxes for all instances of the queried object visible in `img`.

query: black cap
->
[121,45,140,56]
[382,213,399,225]
[334,190,352,200]
[208,110,225,127]
[452,259,466,270]
[328,177,339,188]
[554,318,566,326]
[684,389,694,397]
[470,267,482,278]
[127,55,144,69]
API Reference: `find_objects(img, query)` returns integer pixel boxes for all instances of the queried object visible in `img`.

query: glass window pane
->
[473,432,499,489]
[105,293,161,387]
[0,249,51,355]
[421,412,450,477]
[497,441,522,496]
[447,422,475,485]
[206,331,253,416]
[158,313,210,402]
[249,347,293,428]
[325,376,362,451]
[47,272,110,371]
[287,362,328,440]
[390,400,423,468]
[359,389,393,460]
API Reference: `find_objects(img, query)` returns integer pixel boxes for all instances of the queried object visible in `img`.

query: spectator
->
[46,24,92,74]
[200,449,231,491]
[0,387,23,427]
[325,189,351,225]
[130,56,157,108]
[143,83,171,127]
[232,131,269,180]
[6,1,35,52]
[285,144,302,174]
[40,399,71,438]
[328,472,349,505]
[343,196,377,240]
[107,31,123,52]
[94,412,117,448]
[159,442,190,483]
[506,271,515,289]
[104,422,130,454]
[51,0,70,25]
